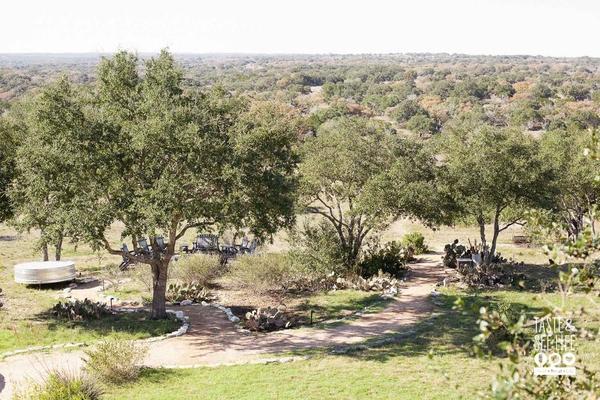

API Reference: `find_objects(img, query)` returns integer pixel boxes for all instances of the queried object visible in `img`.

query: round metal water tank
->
[14,261,76,284]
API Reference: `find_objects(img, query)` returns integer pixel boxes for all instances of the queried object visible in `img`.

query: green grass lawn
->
[296,290,391,324]
[104,287,600,400]
[0,311,179,354]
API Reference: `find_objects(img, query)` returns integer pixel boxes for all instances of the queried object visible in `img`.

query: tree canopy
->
[299,116,443,268]
[437,116,555,262]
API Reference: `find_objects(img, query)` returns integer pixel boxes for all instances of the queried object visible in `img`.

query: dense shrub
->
[358,241,410,278]
[52,299,111,321]
[230,251,334,294]
[230,253,300,294]
[13,370,103,400]
[166,282,213,303]
[170,254,221,287]
[287,221,346,276]
[84,339,148,385]
[401,232,428,255]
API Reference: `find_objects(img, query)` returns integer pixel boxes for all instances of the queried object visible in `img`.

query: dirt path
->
[0,254,445,398]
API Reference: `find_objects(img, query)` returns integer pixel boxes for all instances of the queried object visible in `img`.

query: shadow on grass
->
[32,309,180,338]
[296,292,391,324]
[284,291,544,363]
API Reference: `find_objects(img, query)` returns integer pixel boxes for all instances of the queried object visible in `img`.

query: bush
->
[287,221,346,276]
[52,299,111,321]
[166,282,213,303]
[359,241,410,278]
[170,254,221,287]
[442,239,467,268]
[84,339,148,385]
[230,253,297,294]
[401,232,428,255]
[13,370,103,400]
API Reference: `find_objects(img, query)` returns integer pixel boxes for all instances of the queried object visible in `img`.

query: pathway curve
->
[0,254,445,398]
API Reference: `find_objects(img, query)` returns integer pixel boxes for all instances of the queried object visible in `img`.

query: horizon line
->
[0,51,599,60]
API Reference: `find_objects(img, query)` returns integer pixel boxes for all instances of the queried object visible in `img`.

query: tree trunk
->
[55,233,63,261]
[42,243,49,261]
[151,260,169,319]
[477,216,487,248]
[487,212,501,265]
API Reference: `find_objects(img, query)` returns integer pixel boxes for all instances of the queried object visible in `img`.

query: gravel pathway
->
[0,254,445,399]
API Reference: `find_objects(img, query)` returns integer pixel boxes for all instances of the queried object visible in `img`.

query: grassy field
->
[0,224,180,353]
[104,287,600,400]
[2,221,599,398]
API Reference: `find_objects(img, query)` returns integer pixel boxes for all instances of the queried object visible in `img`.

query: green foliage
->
[442,239,467,268]
[0,116,17,222]
[15,50,300,318]
[358,241,410,278]
[288,220,346,276]
[84,339,148,385]
[437,120,554,262]
[9,77,87,258]
[400,232,428,255]
[229,253,310,294]
[170,254,221,287]
[52,299,111,321]
[406,113,437,136]
[166,282,212,303]
[300,116,442,268]
[13,370,103,400]
[538,128,600,239]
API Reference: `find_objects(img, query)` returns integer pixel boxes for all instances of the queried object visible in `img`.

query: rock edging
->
[0,308,190,360]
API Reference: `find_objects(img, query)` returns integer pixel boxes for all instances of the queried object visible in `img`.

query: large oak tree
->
[69,50,299,318]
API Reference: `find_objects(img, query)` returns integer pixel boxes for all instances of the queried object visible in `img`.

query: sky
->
[2,0,599,57]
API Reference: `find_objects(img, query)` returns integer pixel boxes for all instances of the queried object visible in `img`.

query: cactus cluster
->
[52,298,111,321]
[166,282,213,303]
[243,306,293,332]
[333,271,401,295]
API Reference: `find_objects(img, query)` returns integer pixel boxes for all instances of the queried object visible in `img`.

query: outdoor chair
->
[193,234,220,254]
[155,236,166,252]
[118,243,137,271]
[137,238,151,255]
[239,238,258,255]
[179,243,191,254]
[220,243,238,258]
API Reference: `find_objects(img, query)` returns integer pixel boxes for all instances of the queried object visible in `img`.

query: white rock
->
[230,316,240,323]
[180,300,193,306]
[174,311,185,319]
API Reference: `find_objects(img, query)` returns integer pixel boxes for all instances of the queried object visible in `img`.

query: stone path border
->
[0,308,189,360]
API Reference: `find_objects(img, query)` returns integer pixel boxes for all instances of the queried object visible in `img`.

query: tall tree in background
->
[74,50,300,318]
[0,117,16,223]
[299,116,444,269]
[10,77,86,260]
[538,127,600,238]
[437,118,554,263]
